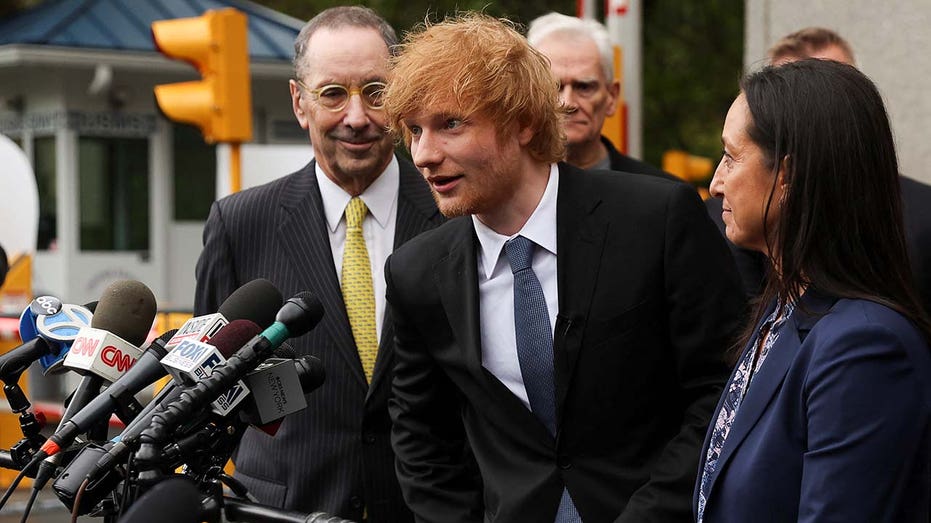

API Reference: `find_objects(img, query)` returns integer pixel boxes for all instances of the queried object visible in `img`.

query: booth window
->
[173,123,216,221]
[78,137,149,251]
[34,136,57,250]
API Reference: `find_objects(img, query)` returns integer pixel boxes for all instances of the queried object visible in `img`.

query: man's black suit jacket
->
[194,158,444,522]
[602,136,678,182]
[385,163,746,522]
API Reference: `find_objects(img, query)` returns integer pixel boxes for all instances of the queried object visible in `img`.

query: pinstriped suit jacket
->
[194,157,443,522]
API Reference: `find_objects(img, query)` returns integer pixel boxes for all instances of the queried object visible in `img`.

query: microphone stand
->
[3,378,46,469]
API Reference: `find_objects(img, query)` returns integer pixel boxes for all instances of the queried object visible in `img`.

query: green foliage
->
[0,0,42,18]
[642,0,744,169]
[261,0,575,30]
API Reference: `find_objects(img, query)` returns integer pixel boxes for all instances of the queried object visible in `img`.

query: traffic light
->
[663,150,714,199]
[663,150,713,182]
[602,45,626,153]
[151,8,252,143]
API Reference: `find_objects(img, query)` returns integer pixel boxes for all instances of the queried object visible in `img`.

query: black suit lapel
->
[277,161,367,388]
[554,163,609,415]
[369,159,442,396]
[435,220,485,374]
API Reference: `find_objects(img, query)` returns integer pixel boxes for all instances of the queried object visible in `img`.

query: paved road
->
[0,490,80,523]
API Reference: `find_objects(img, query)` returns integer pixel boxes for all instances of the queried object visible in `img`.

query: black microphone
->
[0,337,53,383]
[240,355,326,434]
[142,294,323,442]
[82,320,265,483]
[53,321,266,514]
[164,278,282,350]
[28,282,156,496]
[116,477,202,523]
[46,277,283,455]
[133,293,323,468]
[41,329,177,455]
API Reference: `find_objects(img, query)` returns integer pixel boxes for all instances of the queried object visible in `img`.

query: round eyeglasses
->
[296,79,387,111]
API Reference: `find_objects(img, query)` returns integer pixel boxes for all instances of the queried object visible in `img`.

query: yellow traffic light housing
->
[662,150,713,183]
[152,8,252,144]
[602,45,626,153]
[663,150,714,199]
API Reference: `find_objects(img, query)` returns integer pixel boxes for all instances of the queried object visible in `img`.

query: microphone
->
[117,477,203,523]
[38,280,157,459]
[164,278,281,350]
[46,277,284,453]
[52,322,264,513]
[17,296,95,375]
[88,280,157,347]
[68,327,321,508]
[161,330,254,417]
[135,293,324,460]
[83,320,265,482]
[240,356,326,427]
[27,282,155,498]
[62,280,157,382]
[0,297,93,382]
[0,337,53,383]
[42,329,178,454]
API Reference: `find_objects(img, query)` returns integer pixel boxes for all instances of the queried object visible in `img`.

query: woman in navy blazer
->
[695,59,931,522]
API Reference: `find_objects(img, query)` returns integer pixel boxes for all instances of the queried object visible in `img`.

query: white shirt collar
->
[472,163,559,279]
[315,155,400,232]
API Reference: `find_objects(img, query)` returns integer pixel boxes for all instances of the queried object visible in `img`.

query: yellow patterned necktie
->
[341,197,378,383]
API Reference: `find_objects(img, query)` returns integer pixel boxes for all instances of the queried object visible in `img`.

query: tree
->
[642,0,744,169]
[259,0,574,30]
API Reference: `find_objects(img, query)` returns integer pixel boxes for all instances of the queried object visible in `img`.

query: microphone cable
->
[0,457,39,511]
[70,477,90,523]
[19,484,40,523]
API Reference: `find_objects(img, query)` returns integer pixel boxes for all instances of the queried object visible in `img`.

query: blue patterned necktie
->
[504,235,581,523]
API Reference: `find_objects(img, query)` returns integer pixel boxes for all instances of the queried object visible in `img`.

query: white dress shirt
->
[316,156,399,342]
[473,164,559,411]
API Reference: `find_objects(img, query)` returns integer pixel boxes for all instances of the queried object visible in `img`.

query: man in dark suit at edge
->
[193,6,442,521]
[382,14,745,523]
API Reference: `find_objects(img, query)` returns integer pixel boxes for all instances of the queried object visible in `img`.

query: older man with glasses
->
[193,6,443,522]
[528,12,672,180]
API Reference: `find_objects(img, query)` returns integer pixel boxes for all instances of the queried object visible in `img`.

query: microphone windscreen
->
[218,279,283,328]
[278,292,325,338]
[206,319,261,358]
[117,476,201,523]
[153,328,178,346]
[273,342,296,359]
[296,355,326,393]
[91,280,157,347]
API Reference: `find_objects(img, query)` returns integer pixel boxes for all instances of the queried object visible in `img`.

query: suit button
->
[363,433,376,444]
[350,495,363,509]
[558,455,572,470]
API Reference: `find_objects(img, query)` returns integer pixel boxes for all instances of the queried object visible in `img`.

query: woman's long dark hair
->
[737,59,931,348]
